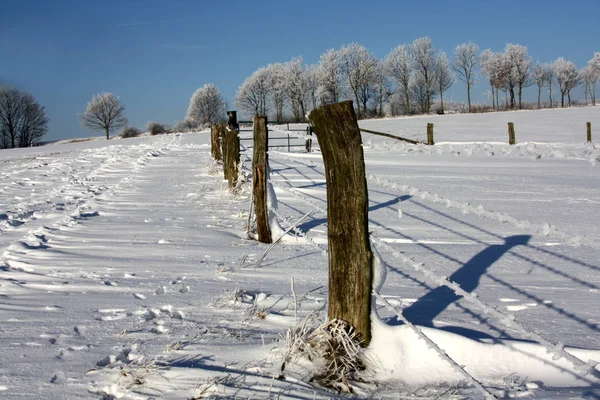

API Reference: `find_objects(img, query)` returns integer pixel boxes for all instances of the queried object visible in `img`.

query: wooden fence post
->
[252,116,272,243]
[227,110,239,132]
[508,122,516,145]
[308,100,372,346]
[427,123,434,145]
[211,124,222,161]
[223,128,239,188]
[305,126,313,152]
[587,122,592,143]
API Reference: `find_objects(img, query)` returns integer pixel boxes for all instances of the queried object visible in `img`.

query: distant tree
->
[305,64,319,112]
[315,48,343,105]
[533,63,545,108]
[374,60,391,117]
[411,37,438,114]
[0,86,49,149]
[554,58,580,107]
[590,52,600,71]
[580,65,599,105]
[543,63,556,107]
[283,57,310,121]
[80,93,127,140]
[410,71,438,114]
[186,83,226,127]
[480,50,510,109]
[501,44,533,109]
[339,43,378,118]
[235,67,271,117]
[267,63,287,121]
[146,121,169,135]
[453,42,479,112]
[172,119,196,132]
[436,52,454,114]
[120,126,141,138]
[384,44,413,114]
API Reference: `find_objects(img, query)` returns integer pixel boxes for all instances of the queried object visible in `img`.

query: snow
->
[1,107,600,399]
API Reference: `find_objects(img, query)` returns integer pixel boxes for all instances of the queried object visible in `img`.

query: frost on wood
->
[252,116,271,243]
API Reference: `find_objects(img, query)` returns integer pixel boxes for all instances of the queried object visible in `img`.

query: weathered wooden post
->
[508,122,516,145]
[305,126,313,153]
[587,122,592,143]
[252,116,272,243]
[227,110,239,132]
[224,129,240,188]
[308,100,373,345]
[210,124,222,161]
[427,123,434,145]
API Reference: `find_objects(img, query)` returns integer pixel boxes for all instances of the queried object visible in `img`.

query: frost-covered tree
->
[453,42,479,112]
[554,58,580,107]
[316,48,343,105]
[580,65,599,105]
[283,57,311,121]
[267,63,287,121]
[384,44,413,114]
[235,67,271,117]
[480,50,512,109]
[410,71,437,114]
[186,83,226,127]
[436,52,454,114]
[340,43,379,118]
[0,87,49,149]
[533,63,546,108]
[411,37,438,114]
[305,64,319,112]
[543,63,556,107]
[79,92,127,140]
[590,52,600,72]
[504,44,533,109]
[374,60,391,117]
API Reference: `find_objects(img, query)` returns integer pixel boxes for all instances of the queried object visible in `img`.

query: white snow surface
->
[0,107,599,399]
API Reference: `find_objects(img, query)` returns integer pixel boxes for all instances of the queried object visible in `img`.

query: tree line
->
[232,39,599,121]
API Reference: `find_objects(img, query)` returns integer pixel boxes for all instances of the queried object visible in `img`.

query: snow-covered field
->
[0,107,599,399]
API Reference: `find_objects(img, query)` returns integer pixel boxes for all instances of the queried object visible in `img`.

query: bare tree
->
[235,67,271,117]
[480,50,509,109]
[340,43,378,118]
[554,58,580,107]
[543,63,556,107]
[283,57,310,121]
[411,37,438,114]
[316,48,343,105]
[410,71,438,114]
[186,83,226,127]
[0,87,49,148]
[533,63,545,108]
[580,65,599,105]
[305,64,319,112]
[453,42,479,112]
[374,60,391,117]
[80,93,127,139]
[268,63,287,121]
[436,52,454,114]
[505,44,533,109]
[384,44,413,114]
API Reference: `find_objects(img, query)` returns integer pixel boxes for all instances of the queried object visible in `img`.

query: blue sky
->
[1,0,598,142]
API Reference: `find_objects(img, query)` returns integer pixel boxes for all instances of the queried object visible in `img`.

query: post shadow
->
[401,234,531,325]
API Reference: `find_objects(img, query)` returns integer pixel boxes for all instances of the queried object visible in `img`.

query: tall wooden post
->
[508,122,516,145]
[224,129,240,188]
[427,123,434,145]
[252,116,272,243]
[211,125,222,161]
[587,122,592,143]
[308,100,372,345]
